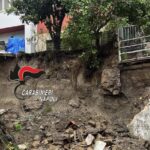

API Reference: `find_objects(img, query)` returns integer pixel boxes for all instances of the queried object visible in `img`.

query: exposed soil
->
[0,55,150,150]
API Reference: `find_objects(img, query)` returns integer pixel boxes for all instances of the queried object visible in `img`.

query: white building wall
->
[25,23,37,54]
[36,33,51,52]
[0,12,23,28]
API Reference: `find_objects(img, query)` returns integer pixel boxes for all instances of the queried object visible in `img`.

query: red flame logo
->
[18,66,44,81]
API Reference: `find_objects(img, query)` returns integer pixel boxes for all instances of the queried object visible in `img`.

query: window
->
[0,0,11,11]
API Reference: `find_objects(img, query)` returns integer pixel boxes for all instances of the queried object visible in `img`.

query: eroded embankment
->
[0,55,150,150]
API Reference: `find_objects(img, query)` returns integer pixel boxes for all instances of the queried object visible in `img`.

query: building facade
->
[0,0,37,53]
[0,0,70,54]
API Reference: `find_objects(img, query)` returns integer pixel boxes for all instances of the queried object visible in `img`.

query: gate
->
[118,25,150,63]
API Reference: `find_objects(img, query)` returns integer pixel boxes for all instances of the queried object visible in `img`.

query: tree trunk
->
[53,32,61,51]
[95,32,100,51]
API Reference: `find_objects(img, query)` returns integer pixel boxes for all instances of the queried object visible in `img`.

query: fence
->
[118,25,150,63]
[46,31,114,51]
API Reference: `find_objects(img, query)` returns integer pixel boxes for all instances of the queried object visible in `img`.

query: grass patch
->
[14,122,23,132]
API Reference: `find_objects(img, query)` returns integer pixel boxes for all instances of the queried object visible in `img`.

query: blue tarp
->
[6,36,25,54]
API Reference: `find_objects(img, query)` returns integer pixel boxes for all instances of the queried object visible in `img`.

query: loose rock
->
[101,68,121,95]
[34,135,41,141]
[0,109,7,115]
[32,141,40,147]
[41,139,49,145]
[69,96,80,108]
[128,104,150,141]
[87,147,93,150]
[88,120,96,128]
[18,144,28,150]
[48,144,60,150]
[40,125,45,130]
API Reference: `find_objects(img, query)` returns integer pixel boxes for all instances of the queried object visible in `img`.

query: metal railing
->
[118,26,150,63]
[118,36,150,62]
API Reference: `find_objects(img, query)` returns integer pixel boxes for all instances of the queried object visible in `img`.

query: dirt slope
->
[0,56,150,150]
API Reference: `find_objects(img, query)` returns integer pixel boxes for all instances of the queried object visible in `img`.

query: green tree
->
[8,0,68,51]
[64,0,150,49]
[63,0,150,68]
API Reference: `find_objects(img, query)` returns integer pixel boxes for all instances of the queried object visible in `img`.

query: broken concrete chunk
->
[85,134,95,146]
[128,104,150,141]
[94,141,106,150]
[18,144,28,150]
